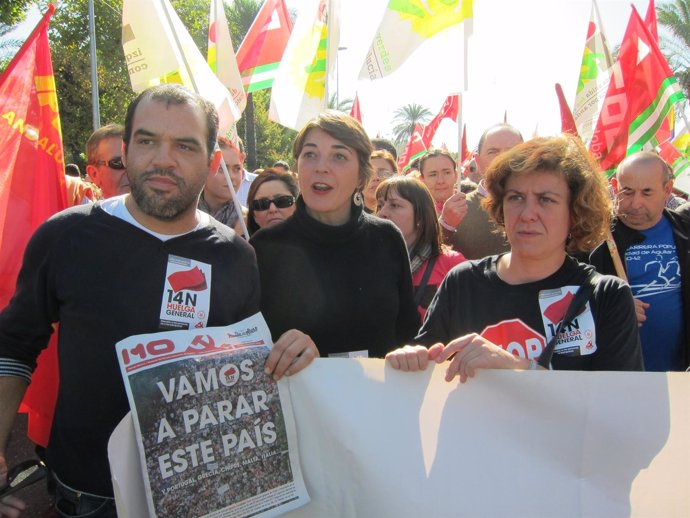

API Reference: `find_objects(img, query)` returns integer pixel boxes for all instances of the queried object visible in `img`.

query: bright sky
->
[296,0,654,152]
[7,0,658,152]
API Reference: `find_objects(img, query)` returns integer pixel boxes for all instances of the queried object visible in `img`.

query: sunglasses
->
[252,195,295,212]
[95,156,125,170]
[0,459,48,499]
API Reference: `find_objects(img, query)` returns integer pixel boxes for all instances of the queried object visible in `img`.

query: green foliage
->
[49,0,133,165]
[0,0,34,26]
[658,1,690,99]
[251,89,296,169]
[391,103,432,148]
[24,0,294,168]
[0,23,22,71]
[328,93,353,113]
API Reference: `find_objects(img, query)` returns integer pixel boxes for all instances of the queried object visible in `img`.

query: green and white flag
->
[573,0,613,145]
[269,0,341,130]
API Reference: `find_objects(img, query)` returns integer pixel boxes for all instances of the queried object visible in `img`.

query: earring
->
[353,191,363,206]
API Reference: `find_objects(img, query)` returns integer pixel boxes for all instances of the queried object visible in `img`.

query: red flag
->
[555,83,580,137]
[350,93,362,123]
[589,6,684,173]
[422,94,459,148]
[0,3,66,309]
[644,0,674,144]
[644,0,659,43]
[398,123,427,173]
[0,4,67,447]
[236,0,293,92]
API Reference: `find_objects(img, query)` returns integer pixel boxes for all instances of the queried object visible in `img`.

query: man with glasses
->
[85,123,129,199]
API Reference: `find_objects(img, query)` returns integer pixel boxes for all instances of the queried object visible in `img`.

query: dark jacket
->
[589,209,690,368]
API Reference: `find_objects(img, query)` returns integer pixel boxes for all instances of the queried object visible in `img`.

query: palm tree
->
[391,103,432,148]
[328,93,353,113]
[0,23,21,71]
[658,0,690,97]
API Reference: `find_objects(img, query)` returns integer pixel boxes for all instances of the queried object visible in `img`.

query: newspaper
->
[115,313,309,518]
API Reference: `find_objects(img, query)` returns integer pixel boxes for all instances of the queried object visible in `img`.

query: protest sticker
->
[116,314,309,518]
[159,255,212,331]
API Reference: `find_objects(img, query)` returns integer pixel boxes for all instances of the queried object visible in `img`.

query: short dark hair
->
[418,149,456,177]
[372,138,397,161]
[65,163,81,177]
[246,169,299,234]
[293,110,374,189]
[86,123,124,164]
[272,160,290,171]
[123,84,218,159]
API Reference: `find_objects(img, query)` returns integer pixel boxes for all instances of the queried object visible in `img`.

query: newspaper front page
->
[115,313,309,518]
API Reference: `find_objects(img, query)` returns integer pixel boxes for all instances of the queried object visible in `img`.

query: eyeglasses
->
[95,156,125,170]
[376,169,395,179]
[252,195,295,211]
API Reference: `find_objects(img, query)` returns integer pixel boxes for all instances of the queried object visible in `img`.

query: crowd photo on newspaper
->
[1,0,690,516]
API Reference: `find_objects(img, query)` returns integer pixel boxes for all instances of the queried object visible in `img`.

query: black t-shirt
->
[0,204,260,495]
[416,255,643,371]
[250,197,420,358]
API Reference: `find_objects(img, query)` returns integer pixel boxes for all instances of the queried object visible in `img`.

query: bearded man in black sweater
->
[0,85,264,517]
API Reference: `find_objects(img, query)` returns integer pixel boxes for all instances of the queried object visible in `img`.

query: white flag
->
[573,0,614,145]
[359,0,472,81]
[269,0,341,131]
[208,0,247,113]
[122,0,240,132]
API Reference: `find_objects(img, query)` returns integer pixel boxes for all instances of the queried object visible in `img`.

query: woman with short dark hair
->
[251,111,419,379]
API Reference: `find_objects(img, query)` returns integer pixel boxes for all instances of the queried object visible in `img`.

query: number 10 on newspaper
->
[116,313,309,518]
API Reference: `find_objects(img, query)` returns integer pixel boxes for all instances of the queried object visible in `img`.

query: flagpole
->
[155,0,247,236]
[88,0,100,129]
[158,0,199,92]
[325,0,334,109]
[457,91,463,172]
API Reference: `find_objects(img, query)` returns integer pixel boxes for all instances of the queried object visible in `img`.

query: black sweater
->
[0,203,260,496]
[250,197,420,358]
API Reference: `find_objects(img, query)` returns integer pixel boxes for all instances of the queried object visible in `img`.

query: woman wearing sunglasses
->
[246,169,299,234]
[250,111,420,380]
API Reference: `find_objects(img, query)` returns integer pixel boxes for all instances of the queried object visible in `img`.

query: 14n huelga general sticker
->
[159,255,211,330]
[538,286,597,357]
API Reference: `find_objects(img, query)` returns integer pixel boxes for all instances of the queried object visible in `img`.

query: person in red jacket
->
[376,176,466,320]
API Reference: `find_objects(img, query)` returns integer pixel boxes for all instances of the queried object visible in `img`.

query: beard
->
[128,168,204,220]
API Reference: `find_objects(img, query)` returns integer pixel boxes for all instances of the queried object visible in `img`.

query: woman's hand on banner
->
[265,329,319,381]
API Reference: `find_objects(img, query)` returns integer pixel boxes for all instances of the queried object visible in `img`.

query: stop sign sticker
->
[481,319,545,360]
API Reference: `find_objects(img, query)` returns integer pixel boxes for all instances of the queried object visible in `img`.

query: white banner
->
[111,360,690,517]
